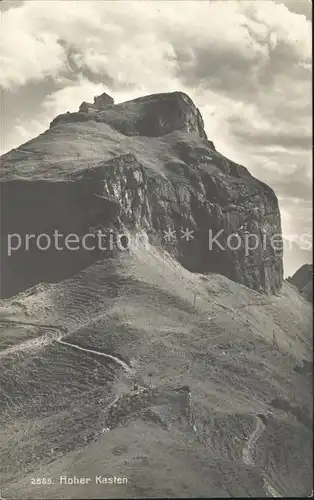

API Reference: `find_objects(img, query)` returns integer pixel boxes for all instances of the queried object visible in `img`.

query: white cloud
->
[14,118,45,143]
[42,78,108,116]
[0,16,66,89]
[1,1,311,92]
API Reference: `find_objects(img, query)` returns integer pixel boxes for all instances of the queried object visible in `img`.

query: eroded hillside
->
[0,245,312,499]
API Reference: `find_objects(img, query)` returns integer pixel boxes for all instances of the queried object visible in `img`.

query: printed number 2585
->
[31,478,53,485]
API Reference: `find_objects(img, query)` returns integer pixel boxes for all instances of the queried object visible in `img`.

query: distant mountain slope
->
[287,264,313,302]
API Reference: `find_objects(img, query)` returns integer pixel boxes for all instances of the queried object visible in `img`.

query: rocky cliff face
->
[287,264,313,302]
[0,91,283,298]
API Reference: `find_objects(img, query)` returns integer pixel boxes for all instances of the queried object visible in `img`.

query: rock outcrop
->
[0,91,283,298]
[50,91,208,137]
[287,264,313,302]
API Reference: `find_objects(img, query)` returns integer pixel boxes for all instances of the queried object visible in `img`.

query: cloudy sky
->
[0,0,312,276]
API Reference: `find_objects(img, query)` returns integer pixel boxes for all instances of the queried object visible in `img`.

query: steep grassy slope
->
[0,245,312,499]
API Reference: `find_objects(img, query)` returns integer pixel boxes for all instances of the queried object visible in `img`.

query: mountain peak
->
[1,90,282,297]
[51,90,208,140]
